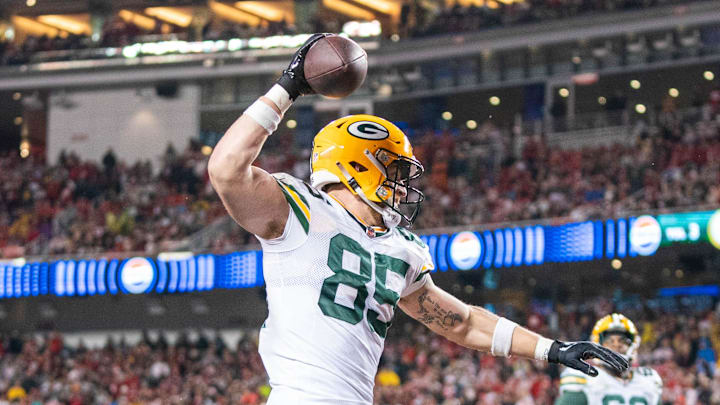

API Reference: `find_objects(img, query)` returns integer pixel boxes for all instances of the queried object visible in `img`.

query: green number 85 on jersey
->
[318,234,409,338]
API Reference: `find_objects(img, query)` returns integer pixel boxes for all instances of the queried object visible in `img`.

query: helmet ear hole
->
[349,161,368,172]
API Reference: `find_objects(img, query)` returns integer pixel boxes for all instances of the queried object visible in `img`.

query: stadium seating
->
[0,295,715,404]
[1,98,718,259]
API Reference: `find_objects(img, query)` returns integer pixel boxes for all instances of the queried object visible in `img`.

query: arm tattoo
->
[416,291,463,331]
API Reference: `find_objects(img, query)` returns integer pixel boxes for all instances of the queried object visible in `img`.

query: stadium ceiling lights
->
[233,1,288,22]
[37,15,91,36]
[322,0,376,21]
[352,0,400,15]
[144,7,193,27]
[118,10,156,31]
[209,0,262,26]
[11,16,60,37]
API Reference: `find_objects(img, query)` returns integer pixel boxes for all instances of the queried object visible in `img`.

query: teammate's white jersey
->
[256,173,434,405]
[559,365,663,405]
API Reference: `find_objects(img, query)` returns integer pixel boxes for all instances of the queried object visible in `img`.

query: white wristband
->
[534,337,554,361]
[491,317,518,357]
[266,84,293,114]
[244,100,281,134]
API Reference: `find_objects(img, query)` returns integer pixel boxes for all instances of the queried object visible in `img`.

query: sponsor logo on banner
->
[119,257,156,294]
[449,231,482,270]
[708,210,720,250]
[629,215,662,256]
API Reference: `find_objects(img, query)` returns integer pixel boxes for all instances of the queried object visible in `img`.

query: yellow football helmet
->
[591,313,641,362]
[309,114,424,227]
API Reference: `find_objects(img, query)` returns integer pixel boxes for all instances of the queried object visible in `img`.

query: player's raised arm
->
[398,279,629,377]
[207,34,328,239]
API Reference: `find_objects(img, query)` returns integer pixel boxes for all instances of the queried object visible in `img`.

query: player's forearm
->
[452,306,544,359]
[208,109,274,183]
[208,89,290,184]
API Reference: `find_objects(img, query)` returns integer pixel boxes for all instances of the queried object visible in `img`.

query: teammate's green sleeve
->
[554,391,589,405]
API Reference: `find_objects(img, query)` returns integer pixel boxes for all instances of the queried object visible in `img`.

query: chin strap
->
[335,162,401,228]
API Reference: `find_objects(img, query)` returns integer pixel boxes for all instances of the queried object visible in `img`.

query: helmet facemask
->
[373,149,425,225]
[599,331,635,361]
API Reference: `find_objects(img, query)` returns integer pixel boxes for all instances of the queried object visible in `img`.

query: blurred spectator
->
[0,295,718,404]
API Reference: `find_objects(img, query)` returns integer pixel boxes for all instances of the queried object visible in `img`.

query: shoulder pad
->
[396,227,427,248]
[272,173,313,235]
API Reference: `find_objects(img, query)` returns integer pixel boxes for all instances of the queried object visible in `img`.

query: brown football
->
[303,35,368,99]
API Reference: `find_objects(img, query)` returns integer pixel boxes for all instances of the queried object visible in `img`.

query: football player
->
[208,34,628,405]
[556,313,663,405]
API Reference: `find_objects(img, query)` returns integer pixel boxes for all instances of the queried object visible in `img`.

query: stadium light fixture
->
[209,1,261,26]
[322,0,375,21]
[466,120,477,129]
[37,15,92,36]
[635,104,646,114]
[234,2,287,22]
[118,10,156,31]
[12,16,60,37]
[442,111,452,121]
[668,88,679,98]
[704,71,715,81]
[144,7,193,27]
[489,96,501,106]
[352,0,400,16]
[630,79,641,89]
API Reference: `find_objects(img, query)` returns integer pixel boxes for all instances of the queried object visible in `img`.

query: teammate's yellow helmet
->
[591,313,641,361]
[309,114,424,227]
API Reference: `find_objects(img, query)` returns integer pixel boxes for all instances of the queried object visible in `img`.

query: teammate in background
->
[208,34,628,404]
[556,314,663,405]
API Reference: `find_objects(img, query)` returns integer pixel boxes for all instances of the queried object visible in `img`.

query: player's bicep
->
[212,166,288,239]
[398,278,470,337]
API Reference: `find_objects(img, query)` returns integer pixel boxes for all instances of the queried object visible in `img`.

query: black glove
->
[277,33,331,100]
[547,340,629,377]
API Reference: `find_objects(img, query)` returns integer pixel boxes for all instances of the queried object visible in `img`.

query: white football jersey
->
[256,173,434,405]
[559,365,663,405]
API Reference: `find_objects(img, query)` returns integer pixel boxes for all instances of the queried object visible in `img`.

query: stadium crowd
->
[0,141,226,258]
[0,296,717,404]
[1,98,719,258]
[409,0,712,37]
[0,0,712,66]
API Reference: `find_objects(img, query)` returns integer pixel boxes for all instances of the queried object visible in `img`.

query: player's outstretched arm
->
[208,34,327,239]
[398,279,629,376]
